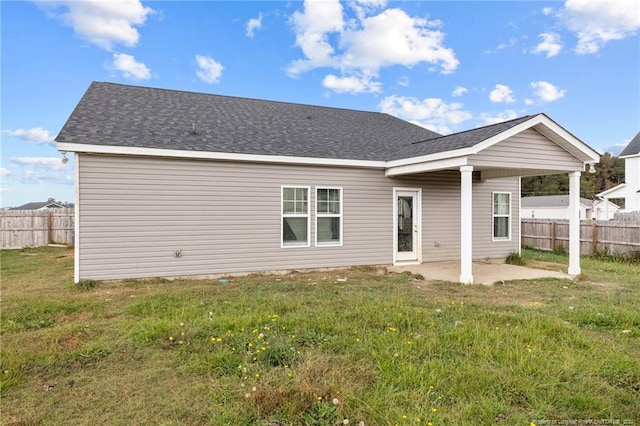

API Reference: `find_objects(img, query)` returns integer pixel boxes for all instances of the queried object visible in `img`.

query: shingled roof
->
[56,82,549,162]
[56,82,442,162]
[620,131,640,157]
[389,115,534,160]
[11,201,65,210]
[521,195,593,208]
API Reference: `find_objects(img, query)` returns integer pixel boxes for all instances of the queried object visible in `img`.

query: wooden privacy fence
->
[522,218,640,256]
[1,208,74,249]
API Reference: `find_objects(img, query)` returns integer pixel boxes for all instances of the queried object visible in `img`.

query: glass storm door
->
[395,190,420,262]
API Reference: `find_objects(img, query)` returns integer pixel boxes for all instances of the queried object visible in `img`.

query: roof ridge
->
[57,82,442,161]
[94,81,388,117]
[410,114,536,145]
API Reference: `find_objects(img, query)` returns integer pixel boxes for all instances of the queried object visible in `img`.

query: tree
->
[521,152,625,199]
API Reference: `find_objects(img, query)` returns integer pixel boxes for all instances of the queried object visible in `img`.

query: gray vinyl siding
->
[417,172,520,261]
[77,154,519,280]
[469,128,584,171]
[472,177,520,257]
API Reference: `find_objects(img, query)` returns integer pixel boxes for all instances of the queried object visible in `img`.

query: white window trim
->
[281,185,311,248]
[492,191,511,241]
[315,187,343,247]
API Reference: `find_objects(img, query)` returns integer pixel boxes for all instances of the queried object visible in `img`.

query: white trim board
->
[57,142,387,169]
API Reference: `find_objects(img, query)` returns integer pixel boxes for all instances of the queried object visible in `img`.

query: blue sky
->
[1,0,639,208]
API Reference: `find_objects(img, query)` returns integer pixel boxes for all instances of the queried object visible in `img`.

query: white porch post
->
[568,171,581,276]
[460,166,473,284]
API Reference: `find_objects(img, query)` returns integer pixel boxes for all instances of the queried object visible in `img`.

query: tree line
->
[521,152,625,201]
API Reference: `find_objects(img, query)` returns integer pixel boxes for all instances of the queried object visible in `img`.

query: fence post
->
[551,221,556,252]
[47,210,53,245]
[591,221,598,255]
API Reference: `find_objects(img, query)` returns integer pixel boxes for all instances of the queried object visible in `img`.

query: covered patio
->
[386,114,601,284]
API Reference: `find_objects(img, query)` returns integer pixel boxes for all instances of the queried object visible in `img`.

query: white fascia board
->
[596,183,627,198]
[385,156,468,177]
[56,142,387,169]
[472,114,600,163]
[386,147,474,168]
[620,153,640,159]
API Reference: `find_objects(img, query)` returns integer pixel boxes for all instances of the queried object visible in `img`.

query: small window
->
[316,187,342,246]
[282,187,309,247]
[493,192,511,240]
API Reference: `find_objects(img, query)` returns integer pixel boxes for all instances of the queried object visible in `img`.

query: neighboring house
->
[56,82,600,284]
[597,131,640,213]
[521,195,619,220]
[11,201,65,210]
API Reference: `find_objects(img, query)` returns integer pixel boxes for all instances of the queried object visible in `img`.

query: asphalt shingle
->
[620,131,640,157]
[56,82,443,162]
[389,115,534,160]
[56,82,541,162]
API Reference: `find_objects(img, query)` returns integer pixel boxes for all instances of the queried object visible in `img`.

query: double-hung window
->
[492,192,511,240]
[316,187,342,246]
[282,187,309,247]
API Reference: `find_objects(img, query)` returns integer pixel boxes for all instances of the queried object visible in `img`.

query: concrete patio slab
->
[390,259,571,285]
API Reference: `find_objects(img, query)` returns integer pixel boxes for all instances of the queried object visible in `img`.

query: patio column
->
[568,171,581,276]
[460,165,473,284]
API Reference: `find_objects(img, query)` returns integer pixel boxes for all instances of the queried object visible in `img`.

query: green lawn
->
[1,247,638,425]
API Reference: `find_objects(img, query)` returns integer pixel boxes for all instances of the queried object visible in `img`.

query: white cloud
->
[354,0,387,8]
[484,37,518,54]
[111,53,151,80]
[497,37,517,50]
[524,98,534,106]
[542,7,554,16]
[6,156,73,185]
[288,0,344,75]
[397,76,409,87]
[560,0,640,54]
[10,157,67,171]
[531,32,562,58]
[246,12,263,38]
[530,81,567,102]
[322,73,381,93]
[379,95,472,134]
[345,0,387,23]
[3,127,55,144]
[479,110,519,126]
[604,141,631,156]
[39,0,153,51]
[452,86,468,97]
[489,84,516,103]
[339,8,458,73]
[0,167,10,177]
[195,55,224,84]
[287,1,458,93]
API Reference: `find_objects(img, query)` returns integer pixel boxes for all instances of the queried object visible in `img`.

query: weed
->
[505,251,526,266]
[76,279,99,290]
